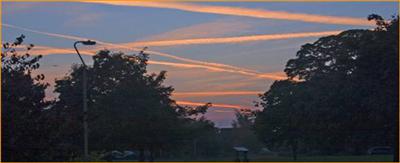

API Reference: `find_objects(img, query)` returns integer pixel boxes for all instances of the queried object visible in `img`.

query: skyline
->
[2,1,398,127]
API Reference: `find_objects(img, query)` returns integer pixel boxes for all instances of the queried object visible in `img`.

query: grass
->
[161,154,394,162]
[250,154,394,162]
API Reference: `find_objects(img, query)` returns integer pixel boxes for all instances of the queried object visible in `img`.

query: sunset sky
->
[2,1,398,127]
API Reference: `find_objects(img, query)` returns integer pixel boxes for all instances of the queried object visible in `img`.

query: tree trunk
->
[149,146,155,162]
[138,147,145,162]
[193,139,197,158]
[393,112,399,162]
[292,140,298,161]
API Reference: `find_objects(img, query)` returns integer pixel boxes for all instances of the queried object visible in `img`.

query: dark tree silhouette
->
[53,49,212,161]
[231,109,263,154]
[1,35,56,161]
[255,80,307,160]
[255,15,399,161]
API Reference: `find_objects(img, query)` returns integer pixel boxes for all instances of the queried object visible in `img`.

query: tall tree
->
[1,35,55,161]
[255,80,308,160]
[355,14,399,161]
[230,109,263,153]
[54,49,211,161]
[255,15,399,160]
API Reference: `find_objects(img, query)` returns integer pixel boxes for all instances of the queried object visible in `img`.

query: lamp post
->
[73,40,96,160]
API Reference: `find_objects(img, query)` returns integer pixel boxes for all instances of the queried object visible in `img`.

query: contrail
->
[86,1,374,26]
[28,45,289,80]
[4,23,341,49]
[145,50,258,73]
[121,30,342,47]
[3,24,341,75]
[148,60,289,80]
[173,91,263,97]
[176,101,246,109]
[2,23,258,73]
[3,24,305,80]
[2,24,115,47]
[31,45,94,55]
[3,24,93,42]
[212,110,236,113]
[26,47,259,110]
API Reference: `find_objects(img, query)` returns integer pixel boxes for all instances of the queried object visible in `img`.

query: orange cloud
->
[173,91,262,97]
[3,23,338,78]
[142,18,253,41]
[212,110,236,113]
[212,81,259,91]
[3,23,257,73]
[86,1,374,26]
[26,45,287,80]
[176,101,245,109]
[148,60,288,80]
[122,30,342,47]
[145,50,258,73]
[3,24,100,43]
[3,24,303,81]
[30,45,94,55]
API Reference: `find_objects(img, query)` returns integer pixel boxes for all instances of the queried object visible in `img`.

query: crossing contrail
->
[120,30,342,47]
[173,91,263,97]
[176,101,246,109]
[147,60,289,80]
[3,24,341,74]
[29,45,289,80]
[86,1,374,26]
[2,23,259,73]
[3,24,308,80]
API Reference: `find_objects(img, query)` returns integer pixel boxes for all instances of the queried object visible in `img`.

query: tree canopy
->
[1,35,57,161]
[53,49,212,161]
[255,15,399,160]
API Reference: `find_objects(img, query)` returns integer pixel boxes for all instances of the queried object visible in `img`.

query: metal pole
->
[74,42,89,160]
[193,139,197,158]
[83,67,88,160]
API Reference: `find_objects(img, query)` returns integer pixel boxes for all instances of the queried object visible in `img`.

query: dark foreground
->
[153,154,393,162]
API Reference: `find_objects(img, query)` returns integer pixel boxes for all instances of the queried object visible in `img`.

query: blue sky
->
[2,1,398,127]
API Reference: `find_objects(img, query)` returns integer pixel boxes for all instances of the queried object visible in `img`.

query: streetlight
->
[74,40,96,160]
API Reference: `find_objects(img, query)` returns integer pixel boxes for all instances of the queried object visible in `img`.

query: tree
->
[232,109,256,129]
[255,15,399,160]
[184,117,222,158]
[54,49,211,161]
[1,35,56,161]
[229,109,263,154]
[285,15,398,155]
[254,80,308,160]
[355,15,399,161]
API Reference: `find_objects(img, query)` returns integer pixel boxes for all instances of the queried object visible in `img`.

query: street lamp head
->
[81,40,96,45]
[74,40,96,66]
